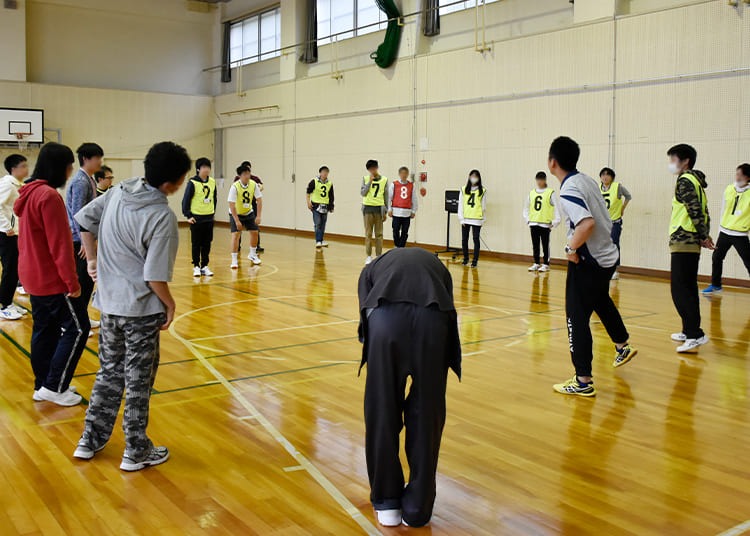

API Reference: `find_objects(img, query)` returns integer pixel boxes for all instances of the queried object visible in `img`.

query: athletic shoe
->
[90,319,100,329]
[461,260,470,266]
[88,330,94,338]
[257,247,264,253]
[528,263,540,272]
[0,306,23,320]
[471,262,478,268]
[702,285,722,295]
[611,271,620,280]
[10,304,28,316]
[613,344,638,367]
[376,509,402,527]
[365,256,373,265]
[201,266,214,277]
[671,332,687,342]
[120,446,169,472]
[538,264,550,272]
[320,241,329,247]
[16,286,27,295]
[677,335,709,353]
[316,242,323,248]
[248,254,262,265]
[193,266,201,277]
[553,376,596,397]
[73,439,106,460]
[35,386,83,406]
[230,260,238,269]
[35,385,78,401]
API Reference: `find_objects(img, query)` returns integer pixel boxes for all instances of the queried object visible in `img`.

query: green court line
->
[0,328,30,357]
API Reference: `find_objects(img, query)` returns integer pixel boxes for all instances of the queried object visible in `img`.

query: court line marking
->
[168,306,380,536]
[168,263,281,287]
[189,319,358,342]
[717,521,750,536]
[462,351,487,357]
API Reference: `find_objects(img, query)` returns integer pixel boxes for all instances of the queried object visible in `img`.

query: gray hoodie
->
[74,177,179,317]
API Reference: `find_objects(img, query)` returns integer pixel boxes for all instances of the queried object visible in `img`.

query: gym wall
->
[215,0,750,278]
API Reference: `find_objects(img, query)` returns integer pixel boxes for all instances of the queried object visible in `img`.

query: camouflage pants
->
[81,312,165,460]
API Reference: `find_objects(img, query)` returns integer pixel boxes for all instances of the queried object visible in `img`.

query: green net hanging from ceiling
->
[370,0,402,69]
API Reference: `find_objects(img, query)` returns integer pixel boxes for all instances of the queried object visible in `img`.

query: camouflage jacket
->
[669,170,711,253]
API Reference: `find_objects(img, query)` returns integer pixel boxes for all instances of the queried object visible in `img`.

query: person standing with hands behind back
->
[182,158,217,278]
[361,159,388,265]
[388,166,418,248]
[307,166,334,248]
[458,170,486,268]
[667,144,714,353]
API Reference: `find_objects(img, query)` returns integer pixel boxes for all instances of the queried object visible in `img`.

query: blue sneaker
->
[702,285,722,295]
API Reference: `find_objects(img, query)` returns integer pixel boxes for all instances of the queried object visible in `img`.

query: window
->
[439,0,498,17]
[229,7,281,66]
[317,0,387,45]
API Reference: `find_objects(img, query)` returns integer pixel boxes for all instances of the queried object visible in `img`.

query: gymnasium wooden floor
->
[1,229,749,536]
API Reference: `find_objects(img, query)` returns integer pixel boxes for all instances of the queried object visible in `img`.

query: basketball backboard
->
[0,108,44,145]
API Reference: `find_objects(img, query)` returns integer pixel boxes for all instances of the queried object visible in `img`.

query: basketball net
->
[15,132,30,151]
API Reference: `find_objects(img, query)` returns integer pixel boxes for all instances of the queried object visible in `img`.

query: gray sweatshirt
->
[74,177,179,317]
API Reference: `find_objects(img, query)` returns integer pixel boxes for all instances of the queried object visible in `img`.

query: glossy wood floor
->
[1,229,749,536]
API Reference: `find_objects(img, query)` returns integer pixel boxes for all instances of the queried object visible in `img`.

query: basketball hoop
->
[14,132,31,151]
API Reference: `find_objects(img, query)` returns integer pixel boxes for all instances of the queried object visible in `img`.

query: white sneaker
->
[10,304,28,316]
[611,271,620,280]
[538,264,550,272]
[120,446,169,472]
[365,256,373,265]
[671,332,687,342]
[677,335,709,353]
[320,241,329,247]
[35,386,82,406]
[73,439,106,460]
[528,263,540,272]
[0,306,23,320]
[193,266,202,277]
[248,254,262,265]
[230,260,239,269]
[316,242,323,248]
[201,266,214,277]
[35,385,78,401]
[90,319,100,329]
[88,330,94,338]
[376,509,402,527]
[17,286,27,295]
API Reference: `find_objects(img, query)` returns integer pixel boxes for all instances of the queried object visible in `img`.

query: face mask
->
[737,180,749,189]
[668,162,681,175]
[470,177,479,185]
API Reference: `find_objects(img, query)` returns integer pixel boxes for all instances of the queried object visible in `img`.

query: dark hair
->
[76,142,104,166]
[366,159,378,170]
[599,167,616,180]
[144,142,192,188]
[738,163,750,179]
[4,154,26,174]
[667,144,697,169]
[195,157,211,171]
[236,165,250,176]
[30,142,75,189]
[241,161,251,167]
[464,169,484,195]
[548,136,580,172]
[398,166,409,174]
[94,165,113,182]
[319,166,329,173]
[535,171,547,180]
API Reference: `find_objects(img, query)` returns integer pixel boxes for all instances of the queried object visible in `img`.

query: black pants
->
[73,242,95,310]
[0,233,19,308]
[611,220,623,267]
[461,224,481,263]
[712,232,750,287]
[364,302,450,527]
[671,252,704,339]
[190,221,214,268]
[530,226,551,265]
[29,293,90,392]
[392,216,411,248]
[566,261,629,377]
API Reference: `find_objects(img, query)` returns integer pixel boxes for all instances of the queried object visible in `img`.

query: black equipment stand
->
[435,190,461,259]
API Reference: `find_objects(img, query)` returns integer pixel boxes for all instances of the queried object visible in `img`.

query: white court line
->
[190,319,358,342]
[168,298,380,536]
[505,339,524,348]
[462,351,487,357]
[321,360,359,364]
[717,521,750,536]
[626,323,747,344]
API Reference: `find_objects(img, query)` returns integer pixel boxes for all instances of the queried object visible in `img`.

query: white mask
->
[668,162,681,175]
[737,180,749,189]
[470,177,479,185]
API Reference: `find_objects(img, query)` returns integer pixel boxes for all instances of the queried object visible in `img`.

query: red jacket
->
[14,180,80,296]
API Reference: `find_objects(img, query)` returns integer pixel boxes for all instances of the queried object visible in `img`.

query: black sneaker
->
[120,446,169,472]
[257,247,265,253]
[461,259,470,266]
[613,344,638,368]
[471,261,478,268]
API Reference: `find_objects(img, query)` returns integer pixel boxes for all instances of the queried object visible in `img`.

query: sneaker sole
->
[553,388,597,397]
[613,348,638,368]
[73,445,105,460]
[120,452,170,472]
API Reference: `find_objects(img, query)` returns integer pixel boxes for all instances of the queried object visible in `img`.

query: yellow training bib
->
[720,183,750,233]
[528,188,554,224]
[190,176,216,216]
[463,187,485,220]
[233,180,256,216]
[363,176,387,206]
[600,181,624,221]
[311,178,332,205]
[670,173,707,234]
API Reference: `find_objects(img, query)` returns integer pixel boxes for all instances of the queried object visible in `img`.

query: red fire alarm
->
[420,172,427,182]
[421,160,426,165]
[420,187,427,196]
